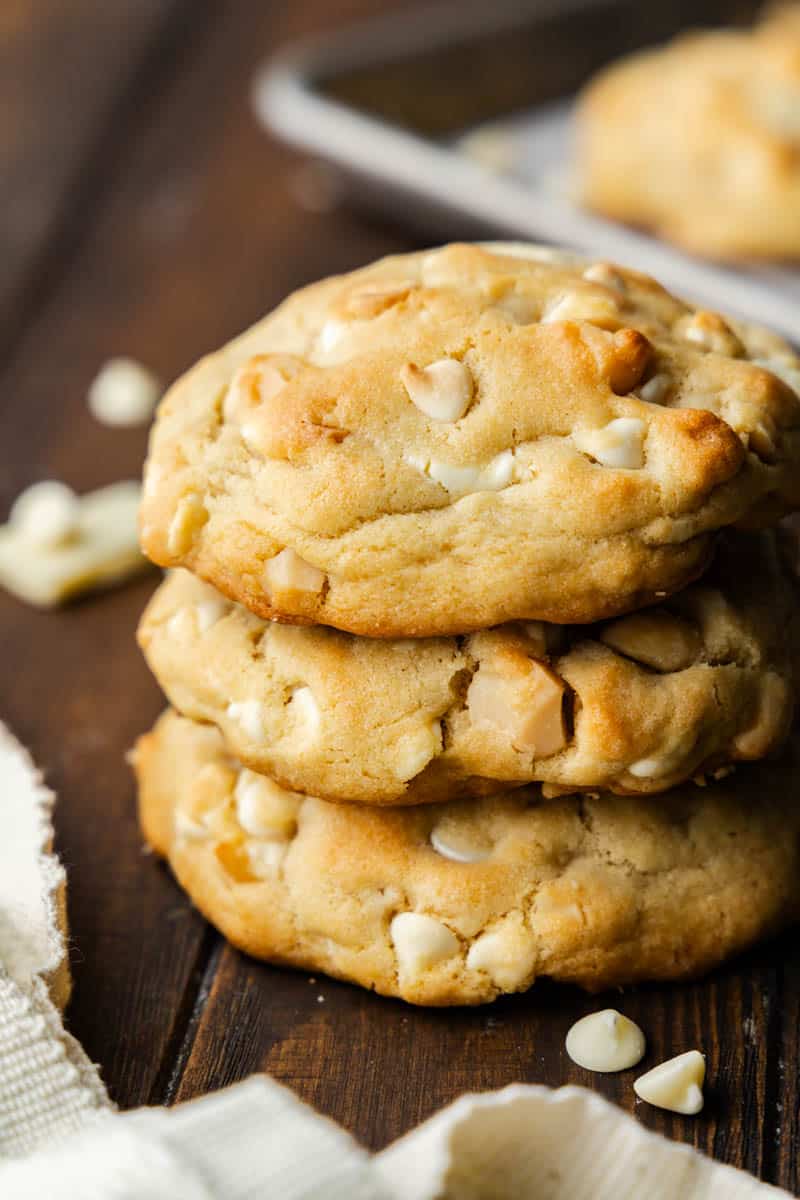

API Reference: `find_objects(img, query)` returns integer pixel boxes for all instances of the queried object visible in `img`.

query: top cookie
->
[140,243,800,636]
[577,6,800,260]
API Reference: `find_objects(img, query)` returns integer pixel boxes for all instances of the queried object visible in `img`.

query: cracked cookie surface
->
[134,709,800,1005]
[578,6,800,260]
[139,243,800,636]
[138,532,797,805]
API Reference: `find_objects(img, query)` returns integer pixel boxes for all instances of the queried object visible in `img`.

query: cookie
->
[133,709,800,1005]
[577,7,800,260]
[139,243,800,636]
[138,532,797,805]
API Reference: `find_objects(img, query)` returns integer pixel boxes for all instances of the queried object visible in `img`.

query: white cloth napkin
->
[0,718,791,1198]
[0,723,70,1006]
[0,721,110,1159]
[0,972,109,1158]
[1,1076,792,1200]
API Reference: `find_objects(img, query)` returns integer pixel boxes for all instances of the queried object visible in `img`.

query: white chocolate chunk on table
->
[0,482,150,607]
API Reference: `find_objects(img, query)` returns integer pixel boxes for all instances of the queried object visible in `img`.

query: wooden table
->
[1,1,797,1189]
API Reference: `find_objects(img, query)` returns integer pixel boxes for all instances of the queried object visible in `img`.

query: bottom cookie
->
[133,710,800,1006]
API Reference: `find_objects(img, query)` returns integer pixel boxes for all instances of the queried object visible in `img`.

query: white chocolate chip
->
[535,887,583,924]
[287,686,322,742]
[9,481,80,548]
[465,931,505,974]
[430,826,490,863]
[426,460,481,493]
[721,392,777,458]
[679,312,743,357]
[628,728,696,780]
[684,326,715,351]
[234,769,299,839]
[239,421,265,453]
[174,808,212,841]
[195,596,229,632]
[166,606,194,641]
[175,760,231,838]
[246,840,288,878]
[638,373,671,404]
[467,660,566,756]
[318,319,348,355]
[393,722,442,782]
[542,288,620,327]
[224,358,294,441]
[565,1009,646,1073]
[0,481,146,608]
[391,913,459,977]
[627,756,672,780]
[344,280,413,319]
[413,450,516,497]
[87,357,162,427]
[600,611,701,672]
[167,494,208,556]
[477,449,514,489]
[264,548,325,597]
[255,360,293,402]
[520,621,549,657]
[492,290,539,324]
[465,918,537,990]
[582,263,626,292]
[634,1050,705,1115]
[573,417,645,469]
[226,700,266,742]
[400,359,474,422]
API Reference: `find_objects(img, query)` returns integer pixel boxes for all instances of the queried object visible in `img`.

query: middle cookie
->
[139,531,797,806]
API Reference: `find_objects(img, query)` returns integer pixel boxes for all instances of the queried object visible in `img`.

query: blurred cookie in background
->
[577,5,800,261]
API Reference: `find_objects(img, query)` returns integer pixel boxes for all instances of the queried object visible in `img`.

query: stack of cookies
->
[133,243,800,1005]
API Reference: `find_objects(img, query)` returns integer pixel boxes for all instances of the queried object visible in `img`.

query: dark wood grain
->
[174,934,798,1170]
[774,953,799,1187]
[0,0,797,1190]
[0,0,203,355]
